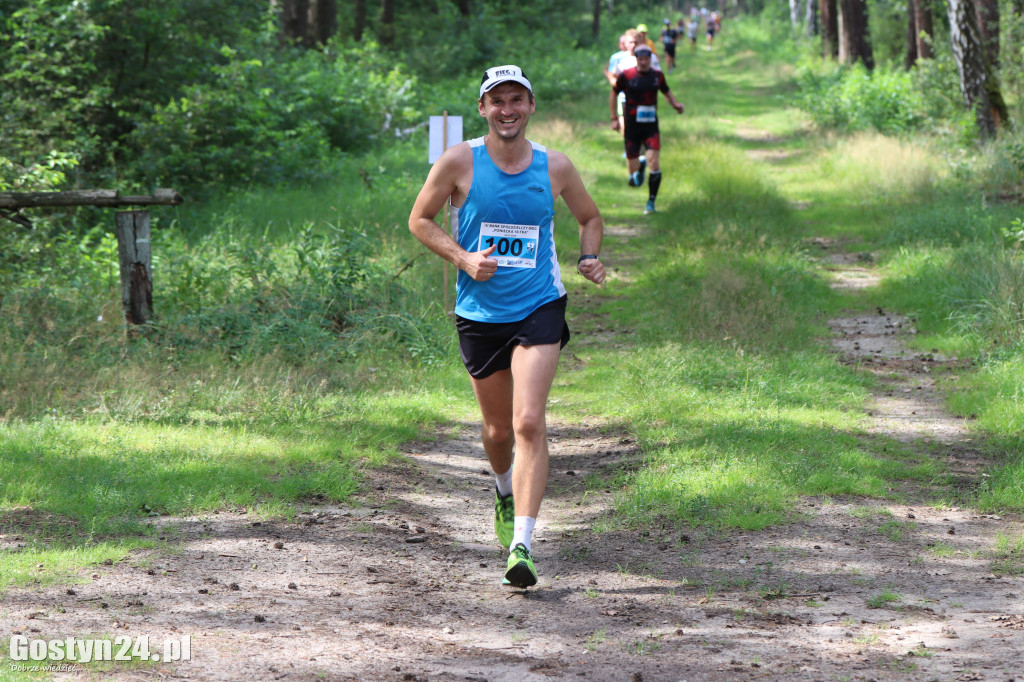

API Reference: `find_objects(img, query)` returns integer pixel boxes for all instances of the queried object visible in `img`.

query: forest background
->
[3,0,1024,585]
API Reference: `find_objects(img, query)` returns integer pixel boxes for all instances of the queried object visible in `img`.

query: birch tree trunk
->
[805,0,818,37]
[947,0,997,137]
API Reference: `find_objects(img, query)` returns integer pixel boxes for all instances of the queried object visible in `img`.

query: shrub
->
[126,42,420,195]
[795,61,925,134]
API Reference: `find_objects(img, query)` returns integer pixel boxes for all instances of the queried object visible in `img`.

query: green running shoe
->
[494,488,514,549]
[504,543,538,588]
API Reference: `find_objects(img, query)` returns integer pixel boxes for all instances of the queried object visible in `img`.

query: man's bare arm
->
[408,145,498,281]
[549,151,605,284]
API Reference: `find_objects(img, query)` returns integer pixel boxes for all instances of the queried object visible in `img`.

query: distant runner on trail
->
[408,65,606,589]
[611,45,685,215]
[707,10,721,49]
[661,18,678,73]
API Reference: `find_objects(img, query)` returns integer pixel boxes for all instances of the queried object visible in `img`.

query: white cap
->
[479,65,533,98]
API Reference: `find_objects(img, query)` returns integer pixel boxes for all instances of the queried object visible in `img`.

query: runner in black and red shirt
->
[610,45,684,215]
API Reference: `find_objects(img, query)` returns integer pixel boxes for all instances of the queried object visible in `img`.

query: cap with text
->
[480,65,533,98]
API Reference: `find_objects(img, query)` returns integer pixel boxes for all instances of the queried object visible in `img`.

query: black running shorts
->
[455,295,570,379]
[623,118,661,159]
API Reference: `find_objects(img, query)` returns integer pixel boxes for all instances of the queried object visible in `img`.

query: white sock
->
[494,468,513,497]
[511,516,536,553]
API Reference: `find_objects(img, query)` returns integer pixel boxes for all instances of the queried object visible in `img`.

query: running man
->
[661,18,678,72]
[409,65,606,588]
[611,45,685,215]
[635,23,658,54]
[706,10,719,49]
[604,32,635,135]
[687,16,699,51]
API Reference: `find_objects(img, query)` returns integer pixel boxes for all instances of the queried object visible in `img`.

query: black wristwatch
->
[577,254,598,274]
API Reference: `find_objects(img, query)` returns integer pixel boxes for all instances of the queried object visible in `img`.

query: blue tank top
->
[450,137,565,322]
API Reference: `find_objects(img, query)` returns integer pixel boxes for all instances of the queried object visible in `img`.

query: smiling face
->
[478,82,535,140]
[635,53,652,72]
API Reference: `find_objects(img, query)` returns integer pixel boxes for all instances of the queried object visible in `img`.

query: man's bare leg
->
[508,343,560,519]
[470,368,514,478]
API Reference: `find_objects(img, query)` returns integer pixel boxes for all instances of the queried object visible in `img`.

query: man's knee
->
[483,421,514,447]
[513,410,546,443]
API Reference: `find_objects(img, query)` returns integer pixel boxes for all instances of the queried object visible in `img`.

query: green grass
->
[990,533,1024,575]
[866,589,902,609]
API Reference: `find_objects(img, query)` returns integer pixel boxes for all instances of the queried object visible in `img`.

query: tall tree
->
[906,0,934,68]
[313,0,338,45]
[974,0,999,67]
[280,0,335,46]
[353,0,366,41]
[593,0,602,39]
[805,0,819,38]
[947,0,1009,137]
[820,0,839,58]
[379,0,394,46]
[838,0,874,69]
[282,0,311,45]
[914,0,934,60]
[789,0,801,28]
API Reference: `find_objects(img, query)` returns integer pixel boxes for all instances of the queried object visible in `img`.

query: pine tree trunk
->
[838,0,874,69]
[906,0,919,69]
[820,0,839,58]
[593,0,602,38]
[974,0,1000,67]
[282,0,311,44]
[379,0,394,46]
[915,0,934,59]
[313,0,337,45]
[353,0,366,41]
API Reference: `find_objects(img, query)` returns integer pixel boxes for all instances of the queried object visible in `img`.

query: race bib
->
[636,105,657,123]
[479,222,540,269]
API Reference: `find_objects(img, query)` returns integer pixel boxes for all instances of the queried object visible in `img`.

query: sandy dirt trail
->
[4,239,1024,682]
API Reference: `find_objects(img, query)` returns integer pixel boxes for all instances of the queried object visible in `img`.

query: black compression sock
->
[648,170,662,201]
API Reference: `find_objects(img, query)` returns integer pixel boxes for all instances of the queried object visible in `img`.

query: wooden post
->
[442,110,451,313]
[115,211,154,325]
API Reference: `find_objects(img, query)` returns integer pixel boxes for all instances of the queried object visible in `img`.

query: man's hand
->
[577,257,606,284]
[464,244,499,281]
[674,102,685,114]
[611,118,620,131]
